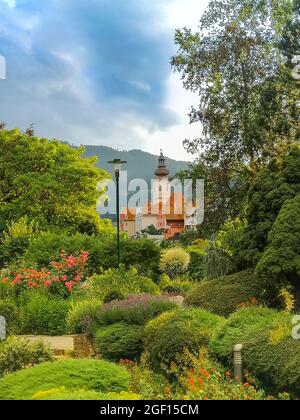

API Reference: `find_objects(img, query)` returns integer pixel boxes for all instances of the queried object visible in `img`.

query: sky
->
[0,0,209,160]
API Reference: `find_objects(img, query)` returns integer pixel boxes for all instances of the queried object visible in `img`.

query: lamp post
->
[108,159,127,266]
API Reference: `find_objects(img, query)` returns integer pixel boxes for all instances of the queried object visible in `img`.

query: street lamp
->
[108,159,127,266]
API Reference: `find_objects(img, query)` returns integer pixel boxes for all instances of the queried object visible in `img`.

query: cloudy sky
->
[0,0,209,160]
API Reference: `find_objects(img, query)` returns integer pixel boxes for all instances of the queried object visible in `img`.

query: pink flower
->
[44,280,52,288]
[60,275,68,282]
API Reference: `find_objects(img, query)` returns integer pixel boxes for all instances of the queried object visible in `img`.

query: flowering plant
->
[1,250,89,298]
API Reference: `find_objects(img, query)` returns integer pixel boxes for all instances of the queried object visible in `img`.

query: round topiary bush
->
[143,308,224,374]
[94,322,143,362]
[209,307,300,397]
[0,359,130,400]
[185,270,261,317]
[160,248,190,279]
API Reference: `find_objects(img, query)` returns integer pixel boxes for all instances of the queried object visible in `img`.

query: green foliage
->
[160,247,190,279]
[19,293,70,336]
[95,323,143,362]
[256,194,300,305]
[32,388,140,400]
[96,294,178,326]
[185,270,261,317]
[0,218,35,267]
[85,266,160,301]
[242,145,300,267]
[66,299,102,335]
[0,337,53,377]
[143,308,224,374]
[204,245,235,280]
[210,307,300,397]
[0,129,113,235]
[159,274,192,296]
[0,359,130,400]
[22,233,160,278]
[0,300,19,334]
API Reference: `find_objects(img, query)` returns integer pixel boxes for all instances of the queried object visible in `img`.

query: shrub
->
[185,270,262,317]
[3,250,90,299]
[256,194,300,306]
[85,266,160,301]
[0,336,53,377]
[66,299,102,335]
[0,359,130,400]
[19,294,70,336]
[22,233,161,278]
[0,300,19,334]
[0,217,35,268]
[160,248,190,279]
[94,323,143,362]
[159,274,192,296]
[97,294,177,326]
[143,308,224,374]
[210,307,300,397]
[32,388,140,400]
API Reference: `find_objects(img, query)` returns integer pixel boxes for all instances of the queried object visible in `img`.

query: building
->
[121,150,199,239]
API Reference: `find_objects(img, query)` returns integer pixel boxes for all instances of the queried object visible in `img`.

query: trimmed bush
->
[32,388,141,400]
[85,266,160,301]
[159,274,192,296]
[143,308,224,373]
[19,294,70,336]
[22,233,161,278]
[66,299,102,335]
[160,248,190,279]
[0,337,53,377]
[0,359,130,400]
[210,307,300,397]
[0,300,19,334]
[185,270,261,317]
[95,323,143,362]
[97,294,177,326]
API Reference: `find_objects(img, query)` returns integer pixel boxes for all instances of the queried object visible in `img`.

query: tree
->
[171,0,298,171]
[0,129,113,235]
[256,193,300,306]
[241,145,300,266]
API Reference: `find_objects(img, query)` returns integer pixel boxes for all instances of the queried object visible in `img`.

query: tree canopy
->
[0,128,113,235]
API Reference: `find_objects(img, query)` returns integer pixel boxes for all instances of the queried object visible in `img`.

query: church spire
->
[155,150,169,178]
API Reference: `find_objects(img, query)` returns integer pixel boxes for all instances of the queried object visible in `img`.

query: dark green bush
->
[19,294,70,336]
[0,336,53,377]
[0,359,130,400]
[0,300,19,334]
[22,233,161,278]
[143,308,224,374]
[97,294,177,326]
[210,307,300,397]
[185,270,262,317]
[95,322,143,362]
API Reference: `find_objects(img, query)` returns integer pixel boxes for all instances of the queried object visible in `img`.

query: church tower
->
[153,150,170,210]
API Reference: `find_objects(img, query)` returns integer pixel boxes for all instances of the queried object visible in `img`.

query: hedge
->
[143,308,224,374]
[95,323,143,362]
[209,307,300,397]
[185,270,261,317]
[0,359,130,400]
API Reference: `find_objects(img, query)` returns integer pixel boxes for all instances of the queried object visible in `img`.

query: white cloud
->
[1,0,16,8]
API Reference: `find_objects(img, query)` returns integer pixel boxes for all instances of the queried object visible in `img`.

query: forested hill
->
[83,145,189,182]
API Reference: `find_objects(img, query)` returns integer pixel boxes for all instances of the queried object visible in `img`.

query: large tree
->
[172,0,299,171]
[0,128,113,235]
